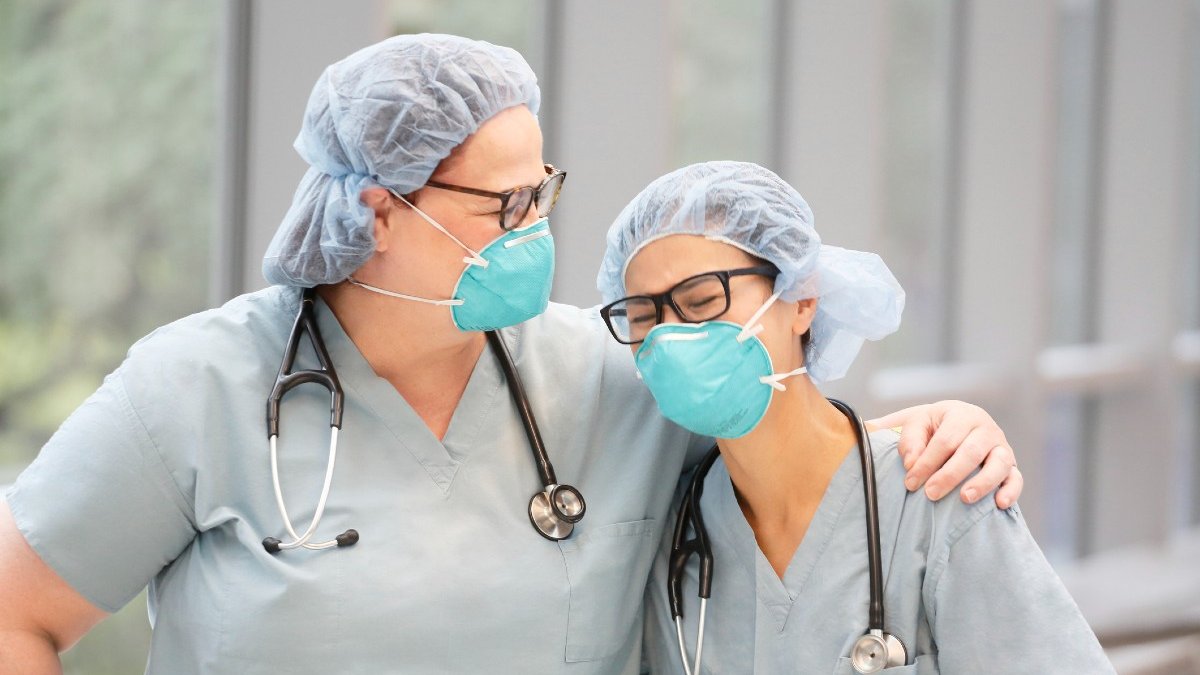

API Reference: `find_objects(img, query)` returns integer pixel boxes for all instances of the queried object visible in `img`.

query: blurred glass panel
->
[1187,0,1200,527]
[1050,0,1101,345]
[877,0,956,366]
[0,1,218,672]
[1193,384,1200,526]
[387,0,537,57]
[1186,0,1200,334]
[668,0,772,166]
[1043,394,1094,563]
[1184,381,1200,527]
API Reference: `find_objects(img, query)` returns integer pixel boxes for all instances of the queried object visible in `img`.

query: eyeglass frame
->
[422,163,566,231]
[599,265,780,345]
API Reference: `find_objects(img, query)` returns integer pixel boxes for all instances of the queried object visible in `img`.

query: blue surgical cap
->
[263,34,541,287]
[596,161,905,382]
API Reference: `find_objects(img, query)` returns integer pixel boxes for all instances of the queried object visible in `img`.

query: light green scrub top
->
[6,285,706,673]
[643,429,1115,674]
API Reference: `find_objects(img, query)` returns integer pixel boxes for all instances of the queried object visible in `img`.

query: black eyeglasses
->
[424,164,566,231]
[599,265,779,344]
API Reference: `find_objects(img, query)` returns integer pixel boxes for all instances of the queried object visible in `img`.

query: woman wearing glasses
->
[597,161,1111,674]
[1,36,1020,673]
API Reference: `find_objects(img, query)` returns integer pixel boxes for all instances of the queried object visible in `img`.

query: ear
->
[792,297,817,337]
[360,187,399,253]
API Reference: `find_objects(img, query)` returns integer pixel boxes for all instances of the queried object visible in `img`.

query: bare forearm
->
[0,629,62,675]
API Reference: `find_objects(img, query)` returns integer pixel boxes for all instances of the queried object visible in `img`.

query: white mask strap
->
[346,277,464,306]
[760,365,808,391]
[736,291,783,343]
[503,223,551,248]
[392,191,489,268]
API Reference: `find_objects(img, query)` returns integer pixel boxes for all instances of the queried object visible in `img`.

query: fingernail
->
[903,455,914,470]
[963,488,977,503]
[925,485,942,500]
[904,475,917,491]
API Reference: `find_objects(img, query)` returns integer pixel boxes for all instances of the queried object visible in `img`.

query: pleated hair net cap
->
[262,33,541,287]
[596,161,906,382]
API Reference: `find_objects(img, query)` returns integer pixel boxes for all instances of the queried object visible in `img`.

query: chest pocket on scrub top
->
[558,519,657,662]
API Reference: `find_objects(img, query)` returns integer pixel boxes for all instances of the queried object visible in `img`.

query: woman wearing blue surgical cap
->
[1,36,1021,673]
[597,161,1112,674]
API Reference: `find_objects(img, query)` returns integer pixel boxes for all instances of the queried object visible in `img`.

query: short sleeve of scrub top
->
[642,428,1114,674]
[6,365,198,612]
[6,286,699,674]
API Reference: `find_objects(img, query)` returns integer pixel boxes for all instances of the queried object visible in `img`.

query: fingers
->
[896,410,936,469]
[866,405,921,434]
[957,444,1016,504]
[917,427,995,500]
[995,465,1023,509]
[902,409,975,493]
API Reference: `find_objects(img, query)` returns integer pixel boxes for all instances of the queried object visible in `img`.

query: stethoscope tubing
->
[486,330,555,487]
[263,288,583,553]
[267,289,343,436]
[487,329,586,528]
[268,429,341,550]
[669,398,898,672]
[829,397,886,631]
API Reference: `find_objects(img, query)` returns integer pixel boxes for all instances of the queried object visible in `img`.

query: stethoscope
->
[261,287,586,553]
[668,398,907,674]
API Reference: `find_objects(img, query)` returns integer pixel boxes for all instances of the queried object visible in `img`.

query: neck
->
[718,379,858,575]
[317,281,486,437]
[319,280,485,376]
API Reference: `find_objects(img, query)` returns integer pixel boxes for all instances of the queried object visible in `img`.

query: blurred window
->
[1050,0,1102,347]
[668,0,772,167]
[387,0,537,57]
[0,1,219,671]
[1042,0,1103,560]
[877,0,957,366]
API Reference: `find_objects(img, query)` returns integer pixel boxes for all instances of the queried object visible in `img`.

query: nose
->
[660,302,685,325]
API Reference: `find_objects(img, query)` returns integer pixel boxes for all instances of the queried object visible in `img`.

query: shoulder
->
[117,285,296,400]
[512,301,610,346]
[507,301,642,382]
[126,285,294,358]
[869,427,1012,557]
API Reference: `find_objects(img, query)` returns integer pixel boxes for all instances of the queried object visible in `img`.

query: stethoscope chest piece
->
[850,630,908,673]
[529,484,586,541]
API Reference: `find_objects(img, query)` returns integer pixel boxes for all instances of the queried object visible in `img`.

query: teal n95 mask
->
[348,193,554,331]
[633,292,807,439]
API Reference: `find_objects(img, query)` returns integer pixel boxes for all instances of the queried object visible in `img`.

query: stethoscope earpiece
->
[335,529,360,547]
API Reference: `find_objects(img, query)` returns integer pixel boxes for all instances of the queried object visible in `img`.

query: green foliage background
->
[0,0,216,474]
[1,1,217,672]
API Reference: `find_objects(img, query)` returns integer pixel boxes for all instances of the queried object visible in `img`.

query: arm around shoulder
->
[0,499,107,674]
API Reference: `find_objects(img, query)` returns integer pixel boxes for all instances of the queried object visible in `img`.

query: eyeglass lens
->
[606,273,730,343]
[501,172,566,230]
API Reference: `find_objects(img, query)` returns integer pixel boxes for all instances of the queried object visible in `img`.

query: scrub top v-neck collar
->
[310,293,508,494]
[710,444,863,631]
